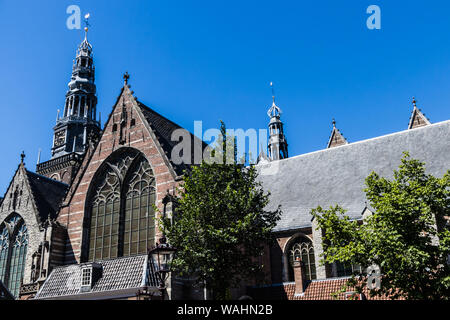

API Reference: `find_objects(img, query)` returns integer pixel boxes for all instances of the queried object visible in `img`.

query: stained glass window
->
[87,151,156,261]
[288,237,316,281]
[0,214,28,298]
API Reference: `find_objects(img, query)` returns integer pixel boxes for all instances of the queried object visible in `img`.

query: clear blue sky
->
[0,0,449,193]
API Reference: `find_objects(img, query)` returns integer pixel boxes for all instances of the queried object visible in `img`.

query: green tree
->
[161,121,281,300]
[311,152,450,300]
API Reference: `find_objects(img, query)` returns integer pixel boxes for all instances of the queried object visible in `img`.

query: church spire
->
[51,13,100,159]
[267,82,288,161]
[408,97,431,129]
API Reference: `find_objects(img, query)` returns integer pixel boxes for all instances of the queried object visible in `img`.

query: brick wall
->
[56,85,180,264]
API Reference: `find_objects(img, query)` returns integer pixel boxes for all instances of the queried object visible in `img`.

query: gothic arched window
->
[0,214,29,298]
[0,226,9,281]
[287,237,316,281]
[87,150,156,262]
[123,157,156,256]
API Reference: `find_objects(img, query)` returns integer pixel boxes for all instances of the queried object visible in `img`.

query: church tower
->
[36,23,100,184]
[51,28,100,158]
[267,83,288,161]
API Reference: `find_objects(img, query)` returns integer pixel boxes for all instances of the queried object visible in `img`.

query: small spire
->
[327,119,348,149]
[56,109,60,123]
[37,148,41,165]
[412,97,417,108]
[123,72,130,85]
[20,151,25,164]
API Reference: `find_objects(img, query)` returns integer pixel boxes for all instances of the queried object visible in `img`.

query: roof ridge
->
[258,119,450,165]
[136,100,183,131]
[26,170,69,187]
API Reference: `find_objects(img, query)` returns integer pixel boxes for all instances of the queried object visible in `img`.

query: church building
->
[0,29,448,300]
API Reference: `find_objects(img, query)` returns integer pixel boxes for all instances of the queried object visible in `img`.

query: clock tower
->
[36,26,101,184]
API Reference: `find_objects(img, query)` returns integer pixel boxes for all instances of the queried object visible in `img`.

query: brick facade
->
[55,85,180,264]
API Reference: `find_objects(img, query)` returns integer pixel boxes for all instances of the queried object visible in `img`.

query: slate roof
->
[25,170,69,222]
[248,277,402,300]
[136,100,207,176]
[257,120,450,232]
[35,254,158,299]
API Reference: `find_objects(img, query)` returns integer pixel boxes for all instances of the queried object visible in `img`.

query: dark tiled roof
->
[0,279,14,300]
[258,120,450,232]
[25,170,68,222]
[136,101,207,176]
[249,277,403,300]
[35,254,157,299]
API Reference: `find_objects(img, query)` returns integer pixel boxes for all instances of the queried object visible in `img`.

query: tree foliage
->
[162,121,281,300]
[311,152,450,300]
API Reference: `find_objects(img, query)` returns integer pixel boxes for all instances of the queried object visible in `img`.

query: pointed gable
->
[57,79,207,263]
[408,97,431,129]
[1,159,68,227]
[327,119,348,148]
[135,100,206,176]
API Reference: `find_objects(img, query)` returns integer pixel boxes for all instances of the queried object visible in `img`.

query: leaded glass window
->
[8,223,28,297]
[88,162,121,261]
[123,157,156,256]
[87,151,156,262]
[288,237,316,281]
[0,214,28,298]
[0,225,9,282]
[336,261,362,277]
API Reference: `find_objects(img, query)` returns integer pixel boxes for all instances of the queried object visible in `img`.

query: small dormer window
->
[79,262,102,293]
[81,267,92,287]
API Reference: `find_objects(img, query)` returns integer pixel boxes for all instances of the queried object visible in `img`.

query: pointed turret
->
[327,118,348,148]
[267,82,288,161]
[408,97,431,129]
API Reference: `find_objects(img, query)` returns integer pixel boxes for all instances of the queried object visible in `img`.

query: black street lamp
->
[149,236,177,300]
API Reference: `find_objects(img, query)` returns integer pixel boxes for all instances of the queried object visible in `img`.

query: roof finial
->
[123,71,130,85]
[270,81,275,103]
[20,151,25,164]
[83,13,90,40]
[332,118,336,128]
[267,81,282,118]
[412,96,417,108]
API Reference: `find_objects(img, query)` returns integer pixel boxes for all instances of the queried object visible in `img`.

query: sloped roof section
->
[248,277,402,300]
[25,171,68,222]
[136,100,207,176]
[257,120,450,232]
[35,254,158,299]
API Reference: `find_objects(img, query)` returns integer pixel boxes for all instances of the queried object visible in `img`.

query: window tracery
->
[87,150,156,261]
[288,237,316,281]
[0,214,28,298]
